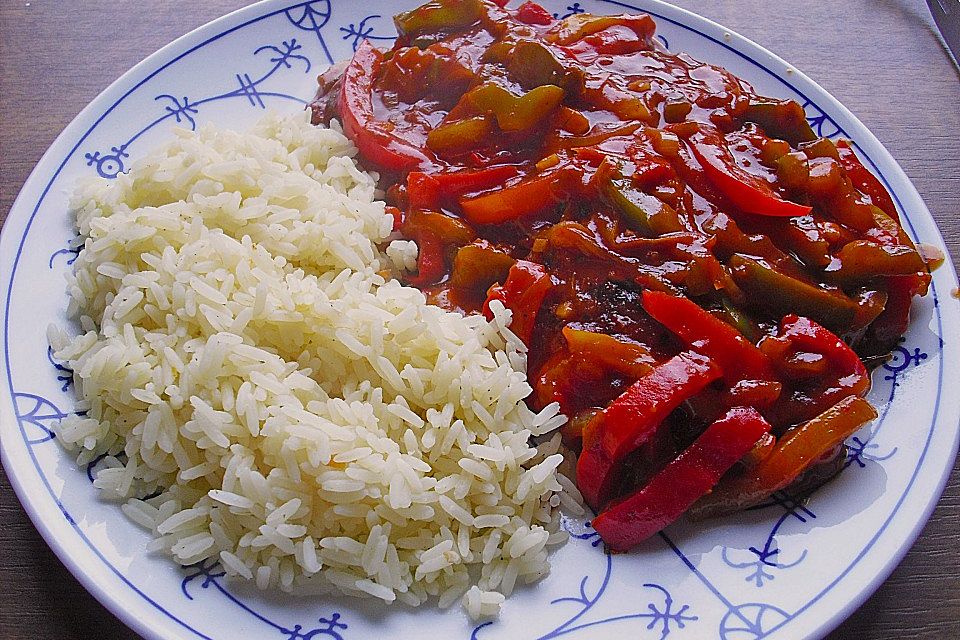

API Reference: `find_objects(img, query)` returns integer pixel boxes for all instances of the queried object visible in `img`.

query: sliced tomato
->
[338,40,429,172]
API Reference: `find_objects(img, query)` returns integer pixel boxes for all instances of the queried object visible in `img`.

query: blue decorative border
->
[474,519,698,640]
[717,339,929,592]
[181,561,348,640]
[84,28,316,179]
[1,1,949,639]
[286,1,334,65]
[338,15,396,51]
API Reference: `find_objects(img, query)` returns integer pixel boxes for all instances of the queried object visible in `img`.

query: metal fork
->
[927,0,960,68]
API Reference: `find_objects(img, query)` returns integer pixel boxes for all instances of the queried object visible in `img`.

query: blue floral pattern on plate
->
[84,33,313,179]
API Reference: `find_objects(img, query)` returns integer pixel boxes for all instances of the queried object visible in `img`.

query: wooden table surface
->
[1,1,958,638]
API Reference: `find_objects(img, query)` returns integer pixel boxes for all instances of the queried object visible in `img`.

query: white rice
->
[51,111,572,619]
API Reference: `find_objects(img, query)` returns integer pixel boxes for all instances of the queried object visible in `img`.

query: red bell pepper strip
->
[408,166,520,211]
[339,40,429,172]
[482,260,553,345]
[516,1,554,25]
[436,165,520,197]
[836,139,897,220]
[576,351,721,510]
[459,167,576,225]
[385,205,403,232]
[592,406,771,550]
[687,131,813,218]
[406,231,445,287]
[778,315,868,395]
[407,172,441,212]
[762,315,870,424]
[691,395,877,517]
[641,290,777,383]
[534,349,578,415]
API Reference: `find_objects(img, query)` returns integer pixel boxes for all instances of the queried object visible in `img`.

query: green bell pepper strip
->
[393,0,485,40]
[508,40,581,92]
[720,297,763,344]
[687,130,813,218]
[466,83,566,132]
[449,243,516,291]
[603,178,685,236]
[562,326,657,380]
[798,137,841,161]
[547,13,656,46]
[592,406,771,550]
[868,205,914,248]
[482,260,554,345]
[576,351,721,510]
[723,379,783,409]
[824,240,928,287]
[728,254,858,332]
[426,117,493,156]
[339,40,429,172]
[743,98,817,146]
[691,395,877,517]
[775,150,810,192]
[401,209,475,246]
[641,290,777,383]
[783,215,832,269]
[744,214,833,270]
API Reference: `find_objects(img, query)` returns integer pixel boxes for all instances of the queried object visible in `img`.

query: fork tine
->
[934,0,957,16]
[927,0,960,68]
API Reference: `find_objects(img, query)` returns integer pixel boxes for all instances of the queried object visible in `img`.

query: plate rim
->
[1,1,958,639]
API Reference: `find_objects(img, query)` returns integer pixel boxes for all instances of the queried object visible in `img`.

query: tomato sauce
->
[311,0,931,547]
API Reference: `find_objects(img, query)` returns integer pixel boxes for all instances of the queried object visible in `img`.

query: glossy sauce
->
[311,0,930,496]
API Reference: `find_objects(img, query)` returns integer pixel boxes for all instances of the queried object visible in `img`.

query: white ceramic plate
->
[2,1,959,639]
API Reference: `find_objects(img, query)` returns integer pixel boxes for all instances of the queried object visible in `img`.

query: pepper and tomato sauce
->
[311,0,931,551]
